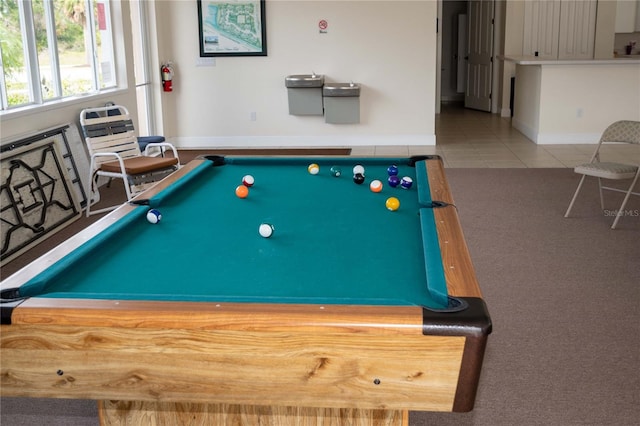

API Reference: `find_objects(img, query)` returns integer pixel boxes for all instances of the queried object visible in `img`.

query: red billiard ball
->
[242,175,255,187]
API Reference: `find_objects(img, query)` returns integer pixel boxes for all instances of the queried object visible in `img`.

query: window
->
[0,0,116,110]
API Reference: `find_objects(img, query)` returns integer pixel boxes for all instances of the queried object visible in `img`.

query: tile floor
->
[351,105,639,168]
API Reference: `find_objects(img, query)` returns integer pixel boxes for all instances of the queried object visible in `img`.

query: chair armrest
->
[144,143,179,161]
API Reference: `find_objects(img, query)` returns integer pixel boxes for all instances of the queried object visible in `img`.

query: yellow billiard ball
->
[385,197,400,211]
[308,163,320,175]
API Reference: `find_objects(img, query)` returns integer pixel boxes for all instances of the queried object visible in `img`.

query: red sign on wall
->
[319,19,328,33]
[97,3,106,31]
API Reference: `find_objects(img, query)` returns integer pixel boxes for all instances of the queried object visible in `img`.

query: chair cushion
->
[574,162,639,180]
[99,156,178,174]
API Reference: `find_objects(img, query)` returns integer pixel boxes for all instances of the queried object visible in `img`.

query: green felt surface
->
[21,157,449,309]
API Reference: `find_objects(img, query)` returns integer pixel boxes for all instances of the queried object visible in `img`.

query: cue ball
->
[308,163,320,175]
[353,164,365,176]
[369,179,383,193]
[353,173,365,184]
[388,175,401,188]
[385,197,400,211]
[242,175,255,187]
[259,223,274,238]
[400,176,413,189]
[146,209,162,224]
[387,165,399,176]
[235,185,249,198]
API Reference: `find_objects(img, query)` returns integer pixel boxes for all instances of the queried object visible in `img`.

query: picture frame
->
[197,1,267,57]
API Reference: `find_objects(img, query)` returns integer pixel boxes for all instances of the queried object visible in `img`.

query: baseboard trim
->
[169,134,436,148]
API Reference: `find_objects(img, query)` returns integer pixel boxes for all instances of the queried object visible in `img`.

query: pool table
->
[1,155,491,425]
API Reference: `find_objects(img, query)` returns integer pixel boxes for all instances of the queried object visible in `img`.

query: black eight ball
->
[353,173,365,184]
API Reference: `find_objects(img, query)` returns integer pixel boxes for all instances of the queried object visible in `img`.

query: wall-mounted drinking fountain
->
[322,82,361,124]
[285,73,325,116]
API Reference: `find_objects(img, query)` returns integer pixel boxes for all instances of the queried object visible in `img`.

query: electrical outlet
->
[250,111,257,121]
[576,108,584,118]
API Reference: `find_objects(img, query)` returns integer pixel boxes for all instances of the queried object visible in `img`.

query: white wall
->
[537,64,640,143]
[155,0,438,147]
[513,62,640,144]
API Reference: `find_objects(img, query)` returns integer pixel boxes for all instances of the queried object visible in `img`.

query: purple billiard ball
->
[388,175,400,188]
[387,165,399,176]
[400,176,413,190]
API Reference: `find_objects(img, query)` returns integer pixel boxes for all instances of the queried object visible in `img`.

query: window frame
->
[0,0,125,115]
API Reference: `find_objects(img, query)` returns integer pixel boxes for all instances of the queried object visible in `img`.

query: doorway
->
[438,0,497,114]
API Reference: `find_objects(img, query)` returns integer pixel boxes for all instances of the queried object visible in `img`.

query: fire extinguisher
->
[161,63,173,92]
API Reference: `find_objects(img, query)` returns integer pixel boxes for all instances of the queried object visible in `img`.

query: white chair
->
[80,105,180,216]
[564,120,640,229]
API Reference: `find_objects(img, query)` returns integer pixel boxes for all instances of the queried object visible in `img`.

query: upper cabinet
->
[558,0,598,58]
[615,0,640,33]
[523,0,561,58]
[523,0,597,59]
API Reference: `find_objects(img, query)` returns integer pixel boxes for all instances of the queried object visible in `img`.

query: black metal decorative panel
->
[1,140,81,265]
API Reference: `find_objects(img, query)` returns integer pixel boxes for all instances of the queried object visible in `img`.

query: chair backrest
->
[600,120,640,145]
[80,105,142,167]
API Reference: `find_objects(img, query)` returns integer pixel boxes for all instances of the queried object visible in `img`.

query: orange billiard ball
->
[235,185,249,198]
[369,179,383,193]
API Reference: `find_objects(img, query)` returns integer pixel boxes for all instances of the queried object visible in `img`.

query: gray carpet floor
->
[1,168,639,425]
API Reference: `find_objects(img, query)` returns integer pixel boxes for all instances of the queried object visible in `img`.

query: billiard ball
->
[400,176,413,189]
[308,163,320,175]
[353,164,365,176]
[369,179,383,193]
[330,166,342,177]
[235,185,249,198]
[385,197,400,211]
[242,175,255,187]
[259,223,274,238]
[353,173,365,184]
[387,165,399,176]
[388,175,400,188]
[146,209,162,224]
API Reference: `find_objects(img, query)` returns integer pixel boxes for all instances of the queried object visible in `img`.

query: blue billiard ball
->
[388,175,400,188]
[146,209,162,224]
[387,165,399,176]
[400,176,413,190]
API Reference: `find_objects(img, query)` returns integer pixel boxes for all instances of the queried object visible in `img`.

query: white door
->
[465,0,494,112]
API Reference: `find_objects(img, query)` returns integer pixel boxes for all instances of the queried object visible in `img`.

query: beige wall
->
[0,1,627,148]
[154,0,438,147]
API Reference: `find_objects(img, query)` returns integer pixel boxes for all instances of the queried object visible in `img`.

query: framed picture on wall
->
[197,1,267,57]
